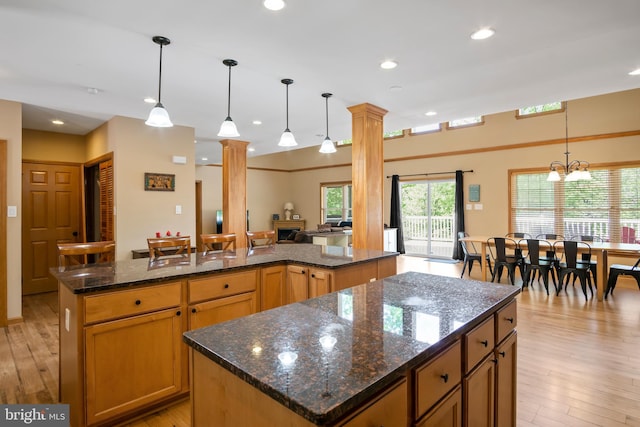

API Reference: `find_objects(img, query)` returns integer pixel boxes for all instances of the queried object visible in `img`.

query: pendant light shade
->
[278,78,297,147]
[319,92,336,153]
[145,36,173,128]
[217,59,240,137]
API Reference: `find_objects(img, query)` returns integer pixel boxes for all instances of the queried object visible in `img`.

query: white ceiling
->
[2,0,639,165]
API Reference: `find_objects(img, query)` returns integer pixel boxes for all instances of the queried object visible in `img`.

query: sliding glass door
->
[401,179,456,258]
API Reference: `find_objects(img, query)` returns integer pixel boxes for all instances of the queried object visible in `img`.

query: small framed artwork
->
[292,214,301,220]
[145,173,175,191]
[469,184,480,202]
[272,214,280,220]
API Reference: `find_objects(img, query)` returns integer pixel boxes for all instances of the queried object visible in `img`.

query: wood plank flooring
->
[2,255,640,426]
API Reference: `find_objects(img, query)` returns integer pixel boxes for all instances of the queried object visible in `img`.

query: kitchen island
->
[52,244,397,427]
[184,271,520,427]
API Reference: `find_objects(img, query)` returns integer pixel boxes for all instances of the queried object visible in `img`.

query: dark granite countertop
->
[183,271,520,425]
[50,244,397,294]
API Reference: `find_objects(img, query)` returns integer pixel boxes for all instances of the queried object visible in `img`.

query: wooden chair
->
[147,236,191,259]
[246,230,275,249]
[201,233,236,252]
[57,241,115,267]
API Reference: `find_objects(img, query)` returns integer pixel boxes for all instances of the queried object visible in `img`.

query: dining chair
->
[147,236,191,259]
[570,235,600,287]
[487,237,521,286]
[458,232,493,279]
[246,230,276,249]
[505,232,532,239]
[57,241,116,267]
[605,257,640,298]
[621,226,637,244]
[553,240,593,299]
[518,239,557,295]
[535,233,564,240]
[201,233,236,252]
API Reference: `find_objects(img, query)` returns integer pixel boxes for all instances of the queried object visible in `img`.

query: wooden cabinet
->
[287,265,334,303]
[260,265,286,311]
[416,386,462,427]
[337,379,407,427]
[309,268,333,298]
[463,355,495,427]
[414,341,461,420]
[495,332,517,427]
[189,292,256,330]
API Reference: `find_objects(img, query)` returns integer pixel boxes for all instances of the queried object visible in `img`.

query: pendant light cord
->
[285,83,290,130]
[226,64,232,117]
[157,43,164,104]
[564,104,569,170]
[325,96,329,137]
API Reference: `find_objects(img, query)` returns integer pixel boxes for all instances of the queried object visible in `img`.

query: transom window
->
[410,123,441,135]
[446,116,483,129]
[517,102,563,118]
[509,164,640,243]
[321,182,352,224]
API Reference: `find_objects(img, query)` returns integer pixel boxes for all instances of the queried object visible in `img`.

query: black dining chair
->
[605,257,640,298]
[570,235,600,287]
[519,239,557,295]
[505,232,532,239]
[553,240,593,299]
[458,232,493,279]
[487,237,521,286]
[536,233,564,240]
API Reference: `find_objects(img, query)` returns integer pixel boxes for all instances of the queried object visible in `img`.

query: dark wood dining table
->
[459,235,640,301]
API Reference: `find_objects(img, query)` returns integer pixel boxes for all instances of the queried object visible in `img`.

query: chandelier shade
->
[546,102,590,182]
[217,59,240,138]
[278,78,297,147]
[319,92,336,153]
[145,36,173,128]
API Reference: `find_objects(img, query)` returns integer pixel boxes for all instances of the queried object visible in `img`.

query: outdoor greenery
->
[400,182,456,217]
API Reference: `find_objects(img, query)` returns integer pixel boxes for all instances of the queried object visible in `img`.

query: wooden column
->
[220,139,249,249]
[348,103,387,251]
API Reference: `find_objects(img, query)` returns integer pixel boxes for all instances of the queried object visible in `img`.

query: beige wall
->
[1,100,23,321]
[22,129,86,163]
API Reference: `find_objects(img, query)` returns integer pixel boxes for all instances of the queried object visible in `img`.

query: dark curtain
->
[452,170,465,260]
[390,175,405,254]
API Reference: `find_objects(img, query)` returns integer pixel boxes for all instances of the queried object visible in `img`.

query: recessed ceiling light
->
[471,27,495,40]
[248,147,256,152]
[144,97,157,104]
[425,111,437,116]
[51,119,64,125]
[194,140,197,143]
[201,157,208,161]
[253,120,262,125]
[629,68,640,76]
[264,0,285,11]
[380,60,398,70]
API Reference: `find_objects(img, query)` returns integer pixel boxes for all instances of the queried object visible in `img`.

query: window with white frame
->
[509,165,640,242]
[446,116,483,129]
[517,102,563,117]
[410,123,441,135]
[321,182,352,224]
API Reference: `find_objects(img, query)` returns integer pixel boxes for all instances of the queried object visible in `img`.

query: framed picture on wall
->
[292,214,300,220]
[469,184,480,202]
[145,173,175,191]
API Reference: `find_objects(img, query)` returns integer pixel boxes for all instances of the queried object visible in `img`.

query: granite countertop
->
[183,271,520,425]
[50,243,397,294]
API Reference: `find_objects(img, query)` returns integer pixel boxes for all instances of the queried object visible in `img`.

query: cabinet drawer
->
[414,341,461,419]
[464,317,494,373]
[495,300,517,344]
[84,281,181,324]
[338,379,407,427]
[189,269,257,303]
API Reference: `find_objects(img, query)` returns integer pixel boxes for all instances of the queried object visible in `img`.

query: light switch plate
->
[7,206,17,217]
[175,205,182,215]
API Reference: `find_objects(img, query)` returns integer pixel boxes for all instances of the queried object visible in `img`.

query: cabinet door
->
[338,379,407,427]
[286,265,308,303]
[495,332,517,427]
[261,265,286,311]
[189,292,256,330]
[463,355,495,427]
[85,308,183,425]
[416,386,462,427]
[309,268,333,299]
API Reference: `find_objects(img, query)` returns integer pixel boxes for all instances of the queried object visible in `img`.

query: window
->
[409,123,441,135]
[446,116,483,129]
[517,102,563,118]
[384,129,404,139]
[336,138,352,146]
[510,165,640,242]
[321,182,352,224]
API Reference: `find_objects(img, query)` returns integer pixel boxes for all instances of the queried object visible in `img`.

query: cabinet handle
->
[480,340,489,347]
[224,283,229,289]
[505,317,514,323]
[135,299,141,306]
[499,351,506,358]
[440,373,449,383]
[191,308,197,314]
[311,274,316,278]
[301,270,305,274]
[176,310,181,316]
[492,358,498,364]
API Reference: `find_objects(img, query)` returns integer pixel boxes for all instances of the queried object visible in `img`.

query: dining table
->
[459,235,640,301]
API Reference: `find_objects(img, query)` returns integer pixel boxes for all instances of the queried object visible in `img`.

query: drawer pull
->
[224,283,230,289]
[135,299,141,306]
[301,270,305,274]
[480,340,489,347]
[311,274,316,278]
[492,358,498,364]
[191,308,197,314]
[499,351,506,358]
[505,317,514,323]
[176,310,181,316]
[440,373,449,383]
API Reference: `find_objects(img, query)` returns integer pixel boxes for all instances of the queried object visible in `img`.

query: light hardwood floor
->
[2,255,640,426]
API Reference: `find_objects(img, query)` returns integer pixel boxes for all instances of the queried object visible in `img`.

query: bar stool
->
[57,241,116,267]
[147,236,191,259]
[246,230,275,249]
[201,233,236,252]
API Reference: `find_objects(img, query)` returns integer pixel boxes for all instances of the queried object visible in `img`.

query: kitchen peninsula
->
[184,272,520,427]
[52,244,397,427]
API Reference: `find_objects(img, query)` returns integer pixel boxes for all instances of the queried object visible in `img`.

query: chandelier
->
[547,103,591,182]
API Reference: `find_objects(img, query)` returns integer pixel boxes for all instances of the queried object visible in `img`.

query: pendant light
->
[547,102,591,181]
[217,59,240,137]
[278,78,297,147]
[319,93,336,153]
[145,36,173,128]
